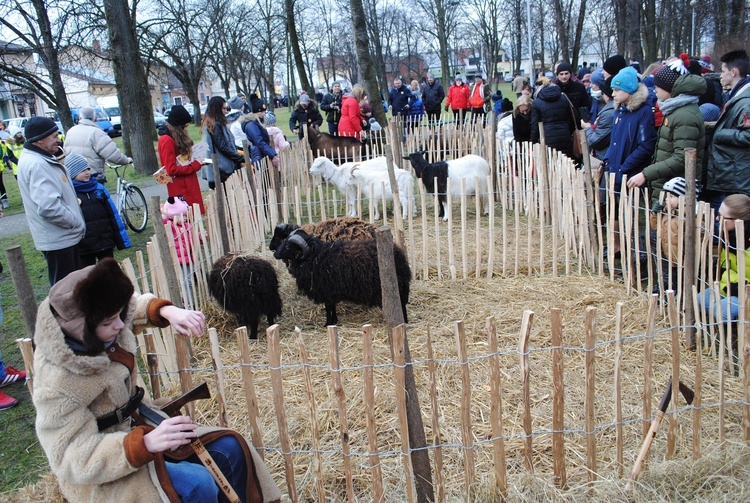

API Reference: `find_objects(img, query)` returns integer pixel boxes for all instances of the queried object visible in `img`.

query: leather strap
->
[96,386,144,431]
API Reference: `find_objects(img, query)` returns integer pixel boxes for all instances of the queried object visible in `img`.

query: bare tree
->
[0,0,75,129]
[468,0,504,83]
[285,0,313,95]
[415,0,461,88]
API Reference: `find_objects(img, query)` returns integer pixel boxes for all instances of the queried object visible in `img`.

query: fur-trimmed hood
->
[623,83,650,112]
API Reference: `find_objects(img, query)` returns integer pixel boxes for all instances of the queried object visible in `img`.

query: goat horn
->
[288,233,309,253]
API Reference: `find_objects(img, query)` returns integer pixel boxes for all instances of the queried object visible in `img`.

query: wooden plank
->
[550,308,567,487]
[235,327,265,458]
[584,306,597,483]
[426,327,445,502]
[666,290,680,459]
[455,320,475,493]
[15,338,34,395]
[362,325,385,503]
[614,302,624,476]
[207,328,229,428]
[327,326,354,502]
[691,285,703,457]
[643,294,658,440]
[295,328,325,503]
[518,310,534,472]
[392,324,416,503]
[267,324,297,501]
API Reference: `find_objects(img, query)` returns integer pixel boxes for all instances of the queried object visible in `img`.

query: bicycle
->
[108,162,149,232]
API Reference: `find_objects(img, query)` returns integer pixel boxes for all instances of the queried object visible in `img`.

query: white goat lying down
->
[309,156,415,220]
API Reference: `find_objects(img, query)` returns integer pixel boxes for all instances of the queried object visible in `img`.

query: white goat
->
[309,156,415,219]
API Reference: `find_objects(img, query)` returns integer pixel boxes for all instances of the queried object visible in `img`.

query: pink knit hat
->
[161,196,189,220]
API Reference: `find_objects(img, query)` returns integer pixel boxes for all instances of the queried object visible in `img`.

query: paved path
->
[0,177,209,239]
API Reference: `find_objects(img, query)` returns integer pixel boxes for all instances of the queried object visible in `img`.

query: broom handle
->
[625,410,665,491]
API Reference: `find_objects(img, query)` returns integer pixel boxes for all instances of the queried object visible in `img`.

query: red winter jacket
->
[338,95,364,138]
[446,83,470,110]
[158,133,205,214]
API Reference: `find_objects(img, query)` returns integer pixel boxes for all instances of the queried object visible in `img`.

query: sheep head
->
[269,223,299,251]
[309,157,334,176]
[273,229,311,262]
[405,150,429,178]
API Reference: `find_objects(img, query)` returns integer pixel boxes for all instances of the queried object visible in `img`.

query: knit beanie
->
[590,67,606,88]
[265,111,277,126]
[65,153,91,179]
[161,196,189,220]
[663,177,687,197]
[251,94,267,112]
[228,95,244,111]
[610,67,639,94]
[556,61,573,75]
[699,103,721,122]
[167,105,192,126]
[653,55,689,93]
[24,116,59,143]
[600,81,613,99]
[603,55,628,76]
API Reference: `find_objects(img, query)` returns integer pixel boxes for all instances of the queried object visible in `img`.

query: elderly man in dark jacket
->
[289,94,323,139]
[388,78,416,117]
[421,73,445,124]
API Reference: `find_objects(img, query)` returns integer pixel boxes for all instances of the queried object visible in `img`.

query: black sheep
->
[273,229,411,326]
[207,253,283,339]
[269,218,378,251]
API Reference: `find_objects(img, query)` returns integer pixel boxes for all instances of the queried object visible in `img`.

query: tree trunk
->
[286,0,312,95]
[643,0,657,63]
[103,0,159,174]
[571,0,587,70]
[625,0,642,62]
[29,0,73,130]
[349,0,386,125]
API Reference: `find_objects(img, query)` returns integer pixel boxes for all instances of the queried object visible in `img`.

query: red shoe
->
[0,390,19,410]
[1,366,26,387]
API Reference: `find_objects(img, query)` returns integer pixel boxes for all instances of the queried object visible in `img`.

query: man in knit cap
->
[556,61,591,123]
[17,117,85,285]
[602,55,628,81]
[628,55,706,208]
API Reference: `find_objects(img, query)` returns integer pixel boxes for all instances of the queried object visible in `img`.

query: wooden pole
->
[15,338,34,395]
[235,327,265,459]
[614,302,625,476]
[4,246,37,337]
[518,309,534,472]
[426,327,446,502]
[327,326,355,503]
[550,308,567,487]
[579,129,598,259]
[584,306,597,483]
[208,328,229,428]
[375,227,434,503]
[362,325,385,503]
[455,320,475,494]
[667,290,680,459]
[684,148,697,348]
[392,324,416,503]
[691,285,703,457]
[211,153,231,255]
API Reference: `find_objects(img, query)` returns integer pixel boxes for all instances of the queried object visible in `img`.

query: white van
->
[97,96,122,136]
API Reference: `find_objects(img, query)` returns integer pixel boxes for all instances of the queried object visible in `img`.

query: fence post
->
[384,144,405,250]
[4,245,37,338]
[211,153,231,255]
[684,148,697,348]
[375,227,434,503]
[580,131,598,261]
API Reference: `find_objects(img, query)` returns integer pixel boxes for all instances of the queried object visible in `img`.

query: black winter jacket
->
[559,79,590,124]
[289,104,324,139]
[530,85,576,159]
[320,92,343,124]
[422,81,445,112]
[75,183,125,254]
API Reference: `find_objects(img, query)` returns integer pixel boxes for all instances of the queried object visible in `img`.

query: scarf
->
[73,178,100,193]
[657,94,699,117]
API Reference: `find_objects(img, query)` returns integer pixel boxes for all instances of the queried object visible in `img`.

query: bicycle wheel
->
[122,184,149,232]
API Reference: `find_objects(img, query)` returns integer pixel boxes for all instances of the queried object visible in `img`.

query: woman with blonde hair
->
[338,85,368,138]
[497,95,533,147]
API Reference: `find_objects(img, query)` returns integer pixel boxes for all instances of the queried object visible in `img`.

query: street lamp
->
[690,0,698,56]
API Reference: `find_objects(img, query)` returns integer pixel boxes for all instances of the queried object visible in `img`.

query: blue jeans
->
[698,288,740,323]
[165,435,248,503]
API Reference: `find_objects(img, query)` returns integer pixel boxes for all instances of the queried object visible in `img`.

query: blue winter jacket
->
[604,83,657,191]
[388,84,416,116]
[243,117,277,164]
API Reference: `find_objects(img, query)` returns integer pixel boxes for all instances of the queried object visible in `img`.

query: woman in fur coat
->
[32,259,281,503]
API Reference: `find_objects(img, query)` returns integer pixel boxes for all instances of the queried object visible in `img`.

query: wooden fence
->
[14,119,750,500]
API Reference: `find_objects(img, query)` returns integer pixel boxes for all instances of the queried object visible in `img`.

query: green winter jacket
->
[706,80,750,195]
[641,74,706,205]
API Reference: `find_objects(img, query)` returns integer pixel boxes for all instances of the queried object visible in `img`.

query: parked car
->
[504,74,514,82]
[69,107,117,137]
[183,104,195,118]
[154,111,167,128]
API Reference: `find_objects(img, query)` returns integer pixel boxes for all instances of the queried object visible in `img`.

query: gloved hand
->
[650,201,664,213]
[403,104,410,110]
[444,105,449,112]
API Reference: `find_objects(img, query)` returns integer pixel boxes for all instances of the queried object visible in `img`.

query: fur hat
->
[228,95,244,111]
[167,105,192,126]
[556,61,573,75]
[603,55,628,76]
[161,195,189,220]
[611,66,639,94]
[49,258,134,353]
[24,116,59,143]
[653,55,689,93]
[65,153,91,179]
